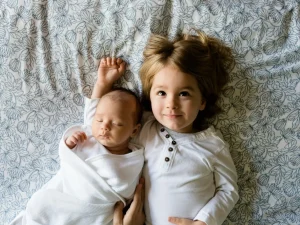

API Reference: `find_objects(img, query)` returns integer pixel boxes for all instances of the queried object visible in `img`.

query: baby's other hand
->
[65,131,87,149]
[168,217,206,225]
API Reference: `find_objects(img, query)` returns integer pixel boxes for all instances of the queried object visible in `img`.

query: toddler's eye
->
[179,91,190,96]
[157,91,166,96]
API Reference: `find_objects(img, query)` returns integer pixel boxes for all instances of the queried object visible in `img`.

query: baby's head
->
[140,30,233,132]
[92,88,142,154]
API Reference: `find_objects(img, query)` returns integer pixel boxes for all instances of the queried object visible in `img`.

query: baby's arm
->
[91,57,126,99]
[65,131,87,149]
[84,57,126,125]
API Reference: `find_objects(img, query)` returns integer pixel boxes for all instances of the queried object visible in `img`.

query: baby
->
[9,58,144,225]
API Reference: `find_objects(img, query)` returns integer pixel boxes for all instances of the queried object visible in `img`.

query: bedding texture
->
[0,0,300,225]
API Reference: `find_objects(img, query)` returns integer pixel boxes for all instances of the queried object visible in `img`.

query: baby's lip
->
[99,132,110,138]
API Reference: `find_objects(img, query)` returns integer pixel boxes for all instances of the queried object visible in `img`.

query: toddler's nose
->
[166,96,178,109]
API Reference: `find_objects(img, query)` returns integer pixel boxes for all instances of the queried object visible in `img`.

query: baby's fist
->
[65,131,87,149]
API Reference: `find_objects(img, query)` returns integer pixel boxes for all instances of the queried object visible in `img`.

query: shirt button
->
[168,147,173,152]
[165,157,170,162]
[160,128,165,132]
[165,134,170,138]
[172,141,176,145]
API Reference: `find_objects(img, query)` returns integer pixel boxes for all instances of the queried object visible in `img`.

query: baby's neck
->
[106,146,131,155]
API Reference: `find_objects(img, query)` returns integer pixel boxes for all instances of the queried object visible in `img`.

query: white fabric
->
[136,114,239,225]
[9,98,144,225]
[87,99,239,225]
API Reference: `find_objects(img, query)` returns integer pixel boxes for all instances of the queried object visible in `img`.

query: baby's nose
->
[101,122,110,131]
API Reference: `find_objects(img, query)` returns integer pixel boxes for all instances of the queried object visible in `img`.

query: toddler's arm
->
[193,142,239,225]
[65,131,87,149]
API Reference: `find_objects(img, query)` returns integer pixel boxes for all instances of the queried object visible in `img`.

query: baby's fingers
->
[73,131,87,143]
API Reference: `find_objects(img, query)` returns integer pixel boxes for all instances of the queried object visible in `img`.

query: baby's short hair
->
[103,87,143,124]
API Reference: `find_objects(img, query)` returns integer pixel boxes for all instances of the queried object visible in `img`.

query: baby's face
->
[92,95,139,154]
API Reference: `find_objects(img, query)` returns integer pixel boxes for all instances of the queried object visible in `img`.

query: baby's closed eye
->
[112,122,123,126]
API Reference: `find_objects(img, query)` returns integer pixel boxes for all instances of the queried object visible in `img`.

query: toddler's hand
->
[65,131,87,149]
[168,217,206,225]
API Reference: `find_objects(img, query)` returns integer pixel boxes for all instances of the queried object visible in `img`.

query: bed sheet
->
[0,0,299,224]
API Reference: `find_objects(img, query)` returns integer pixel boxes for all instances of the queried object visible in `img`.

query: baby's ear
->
[199,99,206,111]
[131,124,141,138]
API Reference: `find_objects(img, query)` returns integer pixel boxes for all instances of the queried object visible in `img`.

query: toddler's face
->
[150,65,206,133]
[92,96,139,153]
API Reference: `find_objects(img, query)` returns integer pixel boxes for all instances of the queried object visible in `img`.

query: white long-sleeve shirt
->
[134,113,239,225]
[86,99,238,225]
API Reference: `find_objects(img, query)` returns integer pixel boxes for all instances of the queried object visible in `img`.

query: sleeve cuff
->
[194,211,216,225]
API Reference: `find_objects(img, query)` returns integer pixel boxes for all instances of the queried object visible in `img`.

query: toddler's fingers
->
[129,182,144,213]
[168,217,182,224]
[119,61,126,74]
[116,58,123,65]
[113,202,124,225]
[106,57,112,66]
[139,177,145,204]
[111,57,117,65]
[100,58,106,65]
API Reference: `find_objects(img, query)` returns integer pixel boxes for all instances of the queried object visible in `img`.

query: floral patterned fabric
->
[0,0,299,224]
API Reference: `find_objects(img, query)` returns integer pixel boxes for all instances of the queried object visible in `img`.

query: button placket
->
[160,126,177,170]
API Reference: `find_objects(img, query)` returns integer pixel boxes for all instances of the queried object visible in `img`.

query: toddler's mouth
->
[164,114,181,118]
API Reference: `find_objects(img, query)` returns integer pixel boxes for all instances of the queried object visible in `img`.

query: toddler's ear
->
[131,124,141,138]
[199,100,206,111]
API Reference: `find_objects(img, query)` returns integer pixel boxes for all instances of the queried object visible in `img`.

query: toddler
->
[100,31,239,225]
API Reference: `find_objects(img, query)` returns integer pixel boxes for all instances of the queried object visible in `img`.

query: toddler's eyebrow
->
[153,85,195,91]
[179,86,195,91]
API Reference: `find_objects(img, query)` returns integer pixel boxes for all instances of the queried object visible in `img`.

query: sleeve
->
[84,97,100,126]
[194,143,239,225]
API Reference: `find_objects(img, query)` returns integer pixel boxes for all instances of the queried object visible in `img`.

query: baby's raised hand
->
[65,131,87,149]
[97,57,126,86]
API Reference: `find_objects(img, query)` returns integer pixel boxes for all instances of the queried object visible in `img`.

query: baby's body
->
[9,58,144,225]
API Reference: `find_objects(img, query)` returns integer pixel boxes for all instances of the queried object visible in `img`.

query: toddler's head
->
[92,88,142,154]
[140,30,234,132]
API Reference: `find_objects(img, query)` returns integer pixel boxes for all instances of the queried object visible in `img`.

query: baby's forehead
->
[102,91,135,103]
